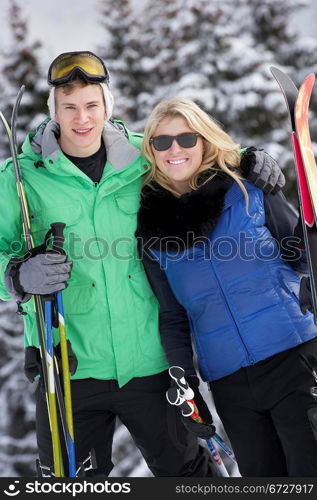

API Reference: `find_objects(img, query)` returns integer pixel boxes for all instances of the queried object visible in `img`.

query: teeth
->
[168,159,187,165]
[74,129,90,134]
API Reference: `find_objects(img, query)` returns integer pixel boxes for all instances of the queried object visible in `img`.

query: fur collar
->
[136,171,233,251]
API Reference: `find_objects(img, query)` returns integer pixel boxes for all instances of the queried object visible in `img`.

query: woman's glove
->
[180,375,216,439]
[299,276,314,315]
[240,147,285,195]
[167,368,216,439]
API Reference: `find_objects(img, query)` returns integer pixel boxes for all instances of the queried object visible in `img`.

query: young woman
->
[136,97,317,477]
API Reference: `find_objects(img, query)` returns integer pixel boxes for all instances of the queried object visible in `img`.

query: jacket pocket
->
[21,282,96,316]
[114,193,140,214]
[62,282,96,314]
[128,268,155,300]
[29,202,82,234]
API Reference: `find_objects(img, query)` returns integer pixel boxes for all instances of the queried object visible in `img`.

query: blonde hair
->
[142,97,249,205]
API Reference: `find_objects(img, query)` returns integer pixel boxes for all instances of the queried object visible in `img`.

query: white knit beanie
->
[47,82,114,120]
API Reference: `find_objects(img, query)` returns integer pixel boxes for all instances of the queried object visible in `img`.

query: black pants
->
[210,339,317,477]
[36,370,214,477]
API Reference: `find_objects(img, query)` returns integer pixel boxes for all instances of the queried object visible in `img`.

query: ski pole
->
[167,367,235,476]
[44,297,64,476]
[50,222,76,477]
[205,439,230,477]
[167,385,230,476]
[212,433,236,463]
[168,366,236,463]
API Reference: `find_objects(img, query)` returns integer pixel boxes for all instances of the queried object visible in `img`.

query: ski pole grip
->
[50,222,66,254]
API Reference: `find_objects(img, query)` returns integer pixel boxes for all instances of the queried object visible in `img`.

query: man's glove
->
[24,342,78,384]
[178,375,216,439]
[299,276,314,315]
[5,252,72,302]
[240,147,285,195]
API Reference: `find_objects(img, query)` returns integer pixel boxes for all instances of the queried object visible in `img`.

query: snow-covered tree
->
[100,0,317,203]
[98,0,143,123]
[1,0,47,152]
[0,300,36,476]
[248,0,317,201]
[0,0,50,476]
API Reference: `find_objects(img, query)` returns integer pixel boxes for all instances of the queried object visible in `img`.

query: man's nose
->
[75,108,89,122]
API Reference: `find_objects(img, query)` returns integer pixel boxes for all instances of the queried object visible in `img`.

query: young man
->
[0,51,285,477]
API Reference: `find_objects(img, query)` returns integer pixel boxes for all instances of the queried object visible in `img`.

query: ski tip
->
[270,66,284,79]
[270,66,298,101]
[297,73,316,108]
[302,73,316,89]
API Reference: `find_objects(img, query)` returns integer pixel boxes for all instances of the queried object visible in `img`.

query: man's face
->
[55,84,106,157]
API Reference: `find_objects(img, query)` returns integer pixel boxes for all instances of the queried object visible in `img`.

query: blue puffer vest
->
[149,181,317,382]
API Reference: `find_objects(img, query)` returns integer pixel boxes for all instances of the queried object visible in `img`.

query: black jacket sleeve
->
[264,190,308,273]
[139,244,195,375]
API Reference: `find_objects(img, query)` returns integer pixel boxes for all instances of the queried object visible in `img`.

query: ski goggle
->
[150,133,201,151]
[48,51,109,86]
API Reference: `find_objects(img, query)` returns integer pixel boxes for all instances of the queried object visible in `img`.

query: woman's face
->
[151,115,204,194]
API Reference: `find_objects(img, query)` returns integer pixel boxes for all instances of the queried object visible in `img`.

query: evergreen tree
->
[0,76,10,161]
[0,0,48,476]
[0,300,37,476]
[98,0,143,124]
[249,0,317,201]
[1,0,47,151]
[101,0,317,203]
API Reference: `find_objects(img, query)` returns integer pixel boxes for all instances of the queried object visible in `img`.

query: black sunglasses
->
[150,133,201,151]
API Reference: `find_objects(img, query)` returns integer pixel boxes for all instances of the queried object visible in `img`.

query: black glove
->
[240,147,285,195]
[299,276,314,315]
[5,251,72,302]
[179,375,216,439]
[24,342,78,383]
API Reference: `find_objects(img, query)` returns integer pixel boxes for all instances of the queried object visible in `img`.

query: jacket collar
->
[136,171,233,251]
[25,118,143,176]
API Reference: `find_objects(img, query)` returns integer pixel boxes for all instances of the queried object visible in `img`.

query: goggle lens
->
[48,51,109,86]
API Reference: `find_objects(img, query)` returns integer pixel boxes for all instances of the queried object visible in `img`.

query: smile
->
[167,158,188,165]
[73,128,92,135]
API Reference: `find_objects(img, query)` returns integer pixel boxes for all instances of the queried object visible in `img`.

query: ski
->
[1,88,64,475]
[270,67,317,322]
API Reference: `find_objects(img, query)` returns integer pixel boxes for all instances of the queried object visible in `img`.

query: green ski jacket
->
[0,119,168,386]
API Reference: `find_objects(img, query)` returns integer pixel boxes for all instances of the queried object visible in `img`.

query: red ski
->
[271,67,317,322]
[295,74,317,222]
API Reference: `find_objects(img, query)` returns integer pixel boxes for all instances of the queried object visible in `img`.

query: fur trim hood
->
[136,171,233,251]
